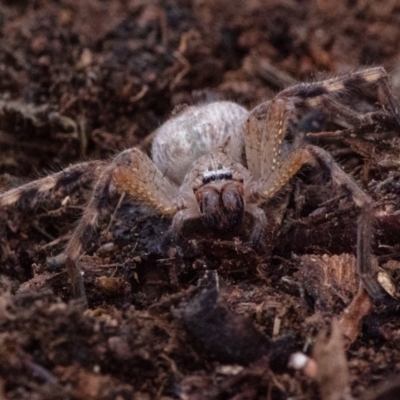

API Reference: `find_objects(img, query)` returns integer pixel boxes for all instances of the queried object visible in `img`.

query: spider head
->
[195,169,245,231]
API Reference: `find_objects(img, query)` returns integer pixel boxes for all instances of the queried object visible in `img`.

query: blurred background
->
[1,0,400,174]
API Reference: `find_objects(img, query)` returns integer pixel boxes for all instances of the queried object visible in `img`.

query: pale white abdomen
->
[151,101,248,185]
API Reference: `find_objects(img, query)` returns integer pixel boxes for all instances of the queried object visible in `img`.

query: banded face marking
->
[202,167,233,184]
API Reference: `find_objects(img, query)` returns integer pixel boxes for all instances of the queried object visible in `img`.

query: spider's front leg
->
[248,143,384,299]
[244,79,390,299]
[64,148,180,301]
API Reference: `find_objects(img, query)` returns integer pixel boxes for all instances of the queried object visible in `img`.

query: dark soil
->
[1,1,400,399]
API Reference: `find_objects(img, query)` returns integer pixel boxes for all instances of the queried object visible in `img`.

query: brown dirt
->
[1,1,400,399]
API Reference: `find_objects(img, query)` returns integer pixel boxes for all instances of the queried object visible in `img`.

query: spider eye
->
[202,168,233,184]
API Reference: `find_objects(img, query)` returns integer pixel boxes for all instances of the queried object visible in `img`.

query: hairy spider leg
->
[246,142,383,298]
[0,161,107,209]
[245,68,400,186]
[280,66,400,126]
[244,98,292,181]
[306,145,383,298]
[63,148,180,300]
[0,160,107,302]
[243,68,399,298]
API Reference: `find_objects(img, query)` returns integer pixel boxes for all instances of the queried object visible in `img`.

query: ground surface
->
[1,1,400,399]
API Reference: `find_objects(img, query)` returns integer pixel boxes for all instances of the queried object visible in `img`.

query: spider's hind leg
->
[0,160,107,209]
[305,144,385,299]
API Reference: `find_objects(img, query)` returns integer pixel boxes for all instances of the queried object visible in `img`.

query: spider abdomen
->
[151,101,248,185]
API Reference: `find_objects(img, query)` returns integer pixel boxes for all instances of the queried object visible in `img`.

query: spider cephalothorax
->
[1,66,399,302]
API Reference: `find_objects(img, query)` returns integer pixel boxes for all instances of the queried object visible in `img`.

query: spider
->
[1,66,399,303]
